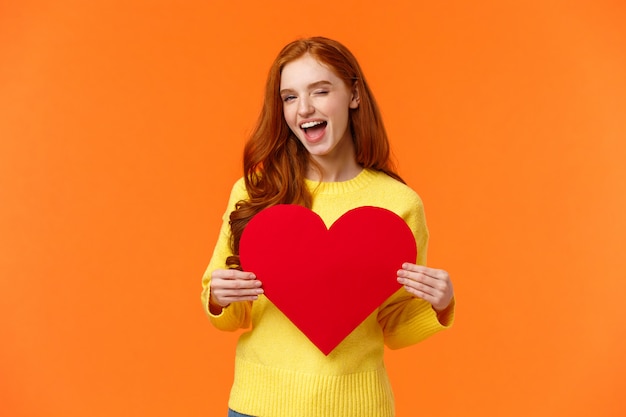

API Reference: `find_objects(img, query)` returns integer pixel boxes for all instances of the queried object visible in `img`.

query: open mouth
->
[300,121,327,138]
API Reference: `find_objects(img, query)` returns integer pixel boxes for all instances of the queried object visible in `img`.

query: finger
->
[397,276,440,297]
[402,263,448,278]
[396,269,440,291]
[212,286,264,304]
[214,278,263,291]
[399,265,451,290]
[401,283,438,304]
[212,269,257,280]
[218,293,263,303]
[211,293,255,309]
[400,279,451,308]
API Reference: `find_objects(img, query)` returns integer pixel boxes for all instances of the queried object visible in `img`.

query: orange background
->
[1,1,625,416]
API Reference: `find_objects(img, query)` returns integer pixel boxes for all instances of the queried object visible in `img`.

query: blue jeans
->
[228,409,255,417]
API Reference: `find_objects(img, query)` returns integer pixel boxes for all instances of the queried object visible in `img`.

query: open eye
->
[282,95,297,103]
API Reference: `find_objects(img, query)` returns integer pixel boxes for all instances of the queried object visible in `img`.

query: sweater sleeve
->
[377,191,455,349]
[200,178,252,331]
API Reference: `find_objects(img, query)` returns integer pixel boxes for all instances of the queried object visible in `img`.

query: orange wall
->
[1,1,625,416]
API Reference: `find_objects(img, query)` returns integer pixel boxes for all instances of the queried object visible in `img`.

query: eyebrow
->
[279,80,333,95]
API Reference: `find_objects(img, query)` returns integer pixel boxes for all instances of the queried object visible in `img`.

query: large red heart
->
[239,204,417,355]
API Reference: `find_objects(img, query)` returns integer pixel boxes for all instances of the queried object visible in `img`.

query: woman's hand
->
[209,269,263,311]
[397,263,454,312]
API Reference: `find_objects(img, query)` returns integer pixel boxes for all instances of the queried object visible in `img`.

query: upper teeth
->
[301,121,324,129]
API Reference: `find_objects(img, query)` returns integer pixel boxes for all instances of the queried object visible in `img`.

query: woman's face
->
[279,54,359,167]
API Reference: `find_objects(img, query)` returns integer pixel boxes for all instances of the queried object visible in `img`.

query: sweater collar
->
[305,168,377,195]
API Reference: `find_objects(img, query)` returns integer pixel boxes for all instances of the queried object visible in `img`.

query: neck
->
[306,158,362,182]
[305,132,362,182]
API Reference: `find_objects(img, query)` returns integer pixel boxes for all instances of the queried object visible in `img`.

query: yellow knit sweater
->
[201,169,454,417]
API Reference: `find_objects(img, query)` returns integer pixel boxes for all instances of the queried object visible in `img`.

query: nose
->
[297,96,314,117]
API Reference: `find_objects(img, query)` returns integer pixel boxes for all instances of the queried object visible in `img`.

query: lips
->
[301,120,327,142]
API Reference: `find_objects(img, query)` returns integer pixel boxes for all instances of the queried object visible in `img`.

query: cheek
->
[282,105,296,125]
[282,108,300,135]
[327,102,351,127]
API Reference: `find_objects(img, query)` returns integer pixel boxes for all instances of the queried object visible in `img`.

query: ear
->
[349,82,360,109]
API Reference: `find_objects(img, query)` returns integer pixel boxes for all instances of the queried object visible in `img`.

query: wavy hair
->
[226,37,403,269]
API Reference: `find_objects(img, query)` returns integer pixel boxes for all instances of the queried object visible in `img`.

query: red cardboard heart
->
[239,204,417,355]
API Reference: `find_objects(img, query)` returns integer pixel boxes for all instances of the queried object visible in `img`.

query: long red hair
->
[227,37,403,268]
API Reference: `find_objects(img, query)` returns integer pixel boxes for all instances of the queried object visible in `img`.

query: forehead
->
[280,54,343,89]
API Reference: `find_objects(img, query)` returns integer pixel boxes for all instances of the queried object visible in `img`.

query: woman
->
[201,37,455,417]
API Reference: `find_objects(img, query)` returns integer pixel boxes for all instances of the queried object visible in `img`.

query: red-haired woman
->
[201,37,455,417]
